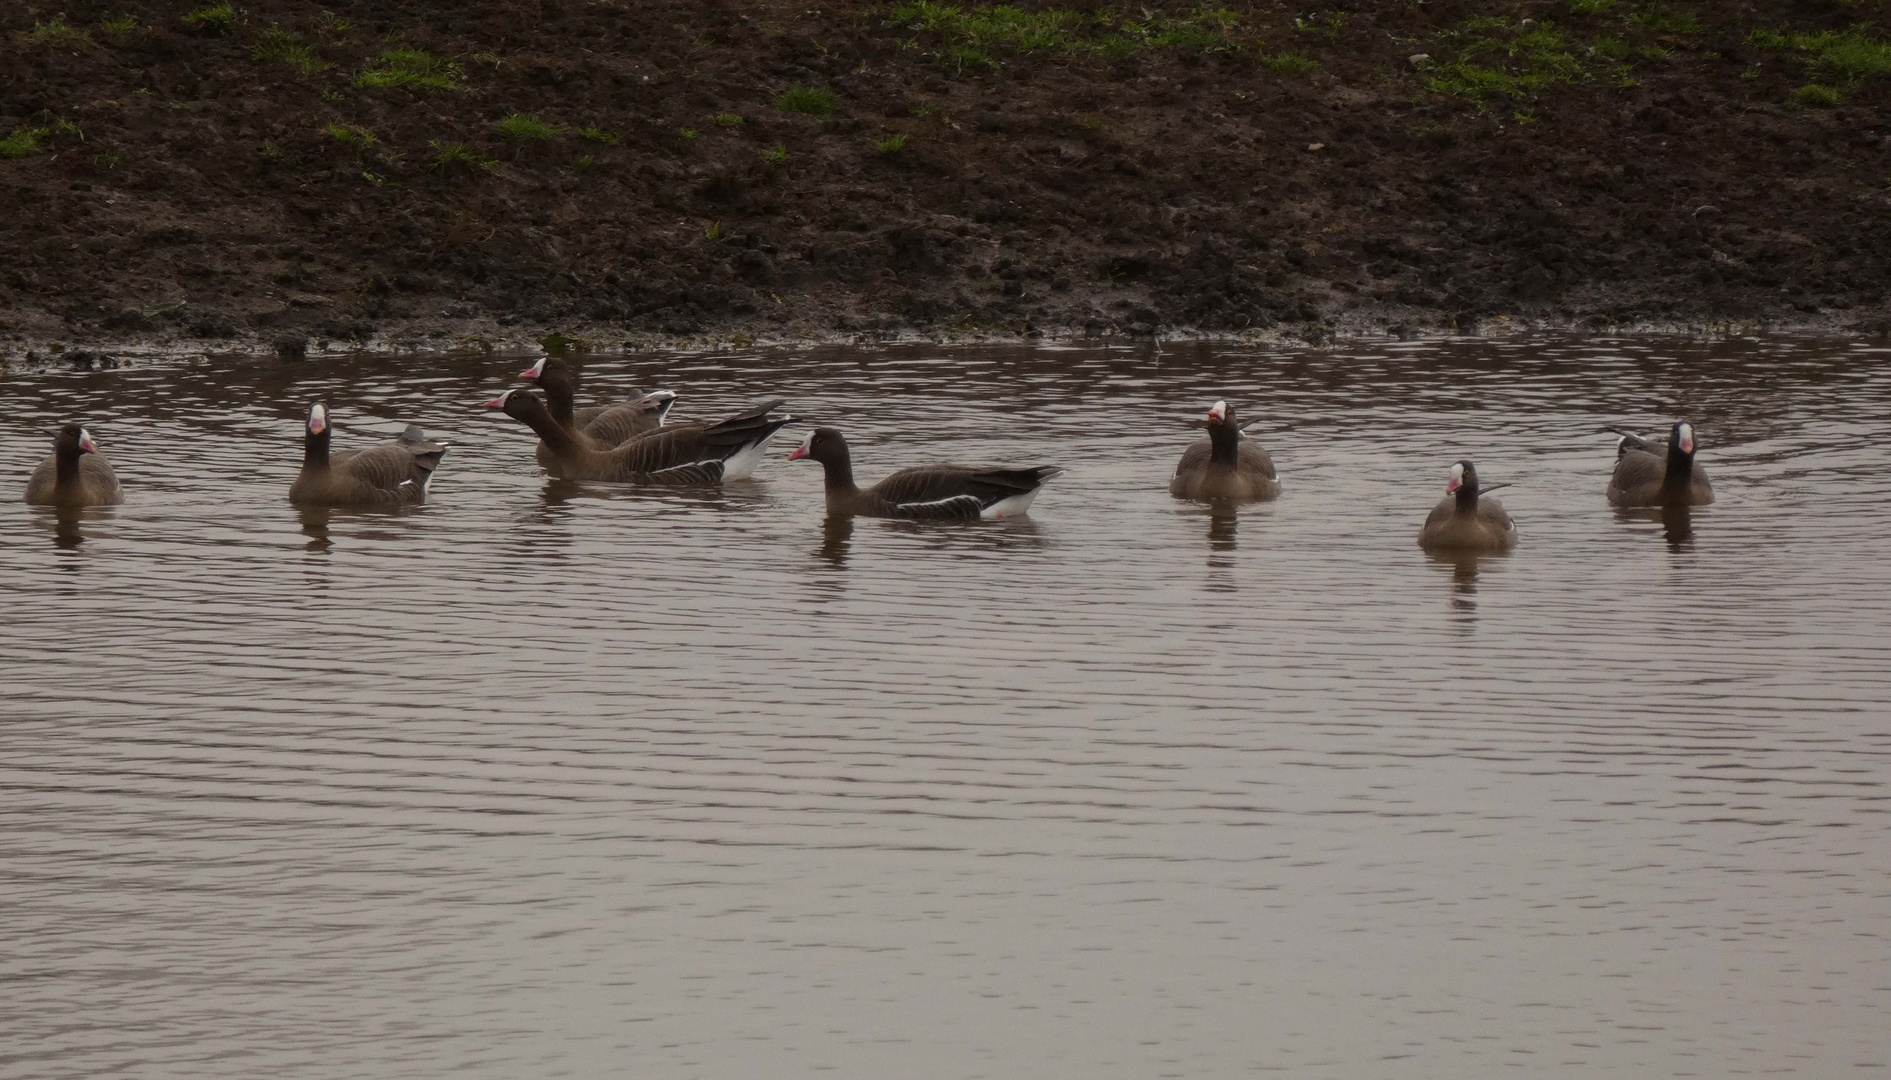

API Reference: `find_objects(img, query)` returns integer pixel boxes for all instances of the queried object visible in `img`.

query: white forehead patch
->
[79,427,93,443]
[1678,422,1693,441]
[797,431,814,453]
[309,404,327,431]
[1450,462,1464,482]
[527,357,548,377]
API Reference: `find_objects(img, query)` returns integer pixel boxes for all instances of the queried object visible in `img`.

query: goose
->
[288,403,449,507]
[787,427,1063,519]
[485,389,791,483]
[1417,459,1517,552]
[518,356,675,460]
[24,423,124,506]
[1604,420,1713,506]
[1169,400,1280,501]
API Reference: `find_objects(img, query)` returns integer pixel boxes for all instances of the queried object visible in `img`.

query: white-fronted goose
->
[24,423,124,506]
[1604,420,1713,507]
[787,427,1063,519]
[288,403,449,507]
[1417,459,1517,552]
[519,356,675,460]
[485,389,791,483]
[1169,400,1280,501]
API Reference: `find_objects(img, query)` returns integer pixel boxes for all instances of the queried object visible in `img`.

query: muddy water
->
[2,338,1888,1078]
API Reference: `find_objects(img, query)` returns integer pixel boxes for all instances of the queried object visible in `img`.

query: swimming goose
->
[486,389,791,483]
[787,427,1063,519]
[1417,459,1517,552]
[1169,400,1280,501]
[288,403,449,507]
[24,423,124,506]
[1604,420,1713,506]
[518,356,675,458]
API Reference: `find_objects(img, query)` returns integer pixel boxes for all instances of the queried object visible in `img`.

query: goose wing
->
[868,465,1063,518]
[604,400,791,482]
[580,391,673,448]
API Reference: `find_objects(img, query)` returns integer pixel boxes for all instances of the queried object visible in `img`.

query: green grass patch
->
[760,144,788,165]
[181,4,238,33]
[0,128,49,159]
[425,141,497,176]
[776,85,836,116]
[1792,83,1843,106]
[495,113,560,141]
[1751,26,1891,88]
[323,123,376,147]
[1591,36,1630,60]
[1261,52,1319,74]
[679,127,700,140]
[889,3,1241,63]
[101,15,139,33]
[576,126,620,144]
[875,134,910,155]
[1568,0,1614,13]
[356,49,463,91]
[714,112,744,128]
[1429,18,1592,101]
[22,17,96,49]
[252,26,331,74]
[1626,4,1701,35]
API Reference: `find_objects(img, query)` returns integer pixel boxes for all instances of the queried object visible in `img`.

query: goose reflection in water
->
[297,506,333,554]
[47,506,88,551]
[1610,503,1697,551]
[1424,549,1506,617]
[816,514,854,569]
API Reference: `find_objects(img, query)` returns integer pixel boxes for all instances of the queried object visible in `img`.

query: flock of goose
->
[21,356,1713,551]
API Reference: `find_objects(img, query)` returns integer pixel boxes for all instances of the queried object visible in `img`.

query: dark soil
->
[3,0,1889,355]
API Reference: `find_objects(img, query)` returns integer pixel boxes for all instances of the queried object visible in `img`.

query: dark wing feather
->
[866,466,1060,518]
[1172,436,1211,479]
[580,399,664,448]
[337,439,447,498]
[600,401,791,480]
[1607,448,1666,503]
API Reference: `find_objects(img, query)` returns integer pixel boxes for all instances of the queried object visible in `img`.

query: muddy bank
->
[3,0,1888,358]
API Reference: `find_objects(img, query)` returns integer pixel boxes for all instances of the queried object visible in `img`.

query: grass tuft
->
[776,85,836,117]
[875,134,910,156]
[356,48,463,91]
[1262,52,1319,74]
[101,15,139,34]
[495,113,560,141]
[890,2,1241,63]
[181,4,239,33]
[576,126,621,144]
[251,25,331,73]
[1,128,50,159]
[714,112,744,128]
[1791,83,1843,106]
[425,141,497,176]
[323,123,376,147]
[22,17,97,49]
[1626,4,1702,35]
[1568,0,1614,13]
[761,144,788,165]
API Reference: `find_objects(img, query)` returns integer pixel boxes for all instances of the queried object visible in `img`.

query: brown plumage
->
[24,423,124,506]
[1605,420,1714,507]
[486,389,791,483]
[787,427,1063,519]
[1169,400,1280,501]
[1417,459,1517,552]
[518,356,674,468]
[288,404,449,507]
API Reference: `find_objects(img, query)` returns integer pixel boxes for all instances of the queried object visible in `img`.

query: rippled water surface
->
[4,337,1889,1078]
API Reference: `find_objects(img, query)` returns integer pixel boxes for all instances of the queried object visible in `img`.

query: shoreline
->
[4,312,1885,369]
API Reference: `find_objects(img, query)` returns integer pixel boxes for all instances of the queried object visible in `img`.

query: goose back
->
[789,427,1062,519]
[23,424,123,506]
[1169,402,1280,501]
[492,390,790,483]
[1606,421,1713,507]
[1417,459,1516,552]
[290,404,449,507]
